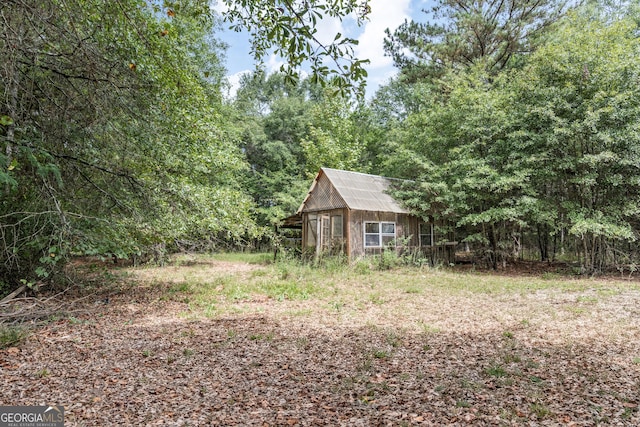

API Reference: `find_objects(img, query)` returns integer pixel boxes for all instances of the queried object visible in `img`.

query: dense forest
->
[1,0,640,295]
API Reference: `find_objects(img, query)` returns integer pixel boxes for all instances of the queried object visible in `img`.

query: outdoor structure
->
[282,168,455,264]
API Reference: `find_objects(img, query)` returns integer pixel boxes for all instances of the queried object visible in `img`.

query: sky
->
[214,0,432,99]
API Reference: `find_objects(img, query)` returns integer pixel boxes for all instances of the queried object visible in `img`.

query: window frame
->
[364,221,396,248]
[419,222,434,247]
[331,215,343,238]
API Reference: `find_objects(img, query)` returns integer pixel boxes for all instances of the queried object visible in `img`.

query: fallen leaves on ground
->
[1,262,639,426]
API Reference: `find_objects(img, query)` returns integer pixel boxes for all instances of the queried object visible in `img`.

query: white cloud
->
[369,68,399,88]
[356,0,411,69]
[314,14,347,46]
[265,54,286,74]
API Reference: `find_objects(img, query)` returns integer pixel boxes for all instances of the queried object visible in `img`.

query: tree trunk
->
[1,6,21,176]
[537,224,549,262]
[488,223,498,270]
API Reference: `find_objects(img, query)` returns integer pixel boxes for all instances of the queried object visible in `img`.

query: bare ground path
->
[1,257,639,426]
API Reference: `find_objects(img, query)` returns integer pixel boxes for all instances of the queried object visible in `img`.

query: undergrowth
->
[0,325,29,349]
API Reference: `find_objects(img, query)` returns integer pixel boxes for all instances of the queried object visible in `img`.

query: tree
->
[392,3,640,272]
[0,0,373,292]
[230,72,312,228]
[0,0,253,290]
[301,90,368,176]
[390,66,532,269]
[506,5,640,271]
[231,72,373,229]
[384,0,568,83]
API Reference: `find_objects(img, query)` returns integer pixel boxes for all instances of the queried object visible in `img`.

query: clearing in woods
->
[1,253,639,425]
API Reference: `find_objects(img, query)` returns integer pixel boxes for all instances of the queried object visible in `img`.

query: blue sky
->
[214,0,433,98]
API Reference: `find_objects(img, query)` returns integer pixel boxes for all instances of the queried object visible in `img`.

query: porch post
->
[345,208,351,262]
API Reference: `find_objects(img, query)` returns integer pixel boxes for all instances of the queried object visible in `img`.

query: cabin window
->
[331,215,343,238]
[364,222,396,247]
[419,223,433,247]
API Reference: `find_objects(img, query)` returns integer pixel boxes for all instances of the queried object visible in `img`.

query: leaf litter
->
[1,259,639,426]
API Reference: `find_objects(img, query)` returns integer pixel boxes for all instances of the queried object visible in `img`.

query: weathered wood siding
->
[301,209,455,264]
[348,210,419,258]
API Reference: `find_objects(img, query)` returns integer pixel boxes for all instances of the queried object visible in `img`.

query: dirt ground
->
[1,259,639,426]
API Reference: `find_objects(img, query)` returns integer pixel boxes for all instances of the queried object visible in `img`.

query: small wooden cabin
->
[284,168,455,264]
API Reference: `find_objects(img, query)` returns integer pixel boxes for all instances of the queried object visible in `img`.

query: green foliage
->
[260,279,317,301]
[232,72,373,228]
[374,248,402,271]
[388,3,640,272]
[300,91,368,176]
[506,7,640,270]
[530,403,551,419]
[231,72,312,227]
[5,0,639,289]
[0,0,260,289]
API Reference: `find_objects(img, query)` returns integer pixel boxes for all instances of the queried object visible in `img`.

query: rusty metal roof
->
[299,168,410,214]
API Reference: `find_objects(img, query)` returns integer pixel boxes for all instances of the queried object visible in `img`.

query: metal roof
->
[299,168,410,214]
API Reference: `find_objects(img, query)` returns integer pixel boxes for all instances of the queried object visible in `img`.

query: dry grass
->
[129,254,640,343]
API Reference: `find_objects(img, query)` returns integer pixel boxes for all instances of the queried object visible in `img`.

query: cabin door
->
[317,215,331,253]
